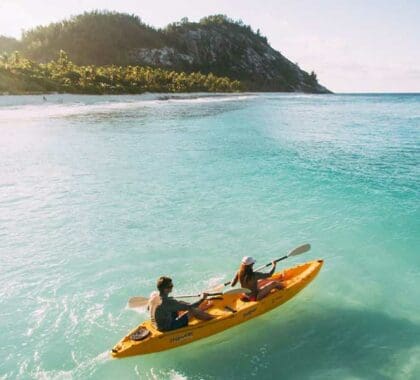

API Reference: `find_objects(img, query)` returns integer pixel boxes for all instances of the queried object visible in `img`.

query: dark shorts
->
[169,313,189,330]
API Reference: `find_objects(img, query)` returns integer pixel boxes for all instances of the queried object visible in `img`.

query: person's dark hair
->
[238,264,254,284]
[157,276,173,292]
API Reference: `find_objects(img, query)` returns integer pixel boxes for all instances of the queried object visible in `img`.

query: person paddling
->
[149,276,213,332]
[231,256,284,301]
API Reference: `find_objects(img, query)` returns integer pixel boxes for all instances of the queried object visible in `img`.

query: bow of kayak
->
[111,259,323,358]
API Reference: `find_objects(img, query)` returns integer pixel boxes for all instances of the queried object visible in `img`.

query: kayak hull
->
[111,259,323,358]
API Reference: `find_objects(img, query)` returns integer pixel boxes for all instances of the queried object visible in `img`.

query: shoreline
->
[0,89,332,96]
[3,91,420,97]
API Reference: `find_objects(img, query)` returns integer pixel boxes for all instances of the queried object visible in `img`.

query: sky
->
[0,0,419,93]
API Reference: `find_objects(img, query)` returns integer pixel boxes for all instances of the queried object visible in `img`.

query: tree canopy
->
[0,50,241,94]
[0,36,20,53]
[21,11,164,65]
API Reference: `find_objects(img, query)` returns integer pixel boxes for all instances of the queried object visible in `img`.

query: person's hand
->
[272,261,277,267]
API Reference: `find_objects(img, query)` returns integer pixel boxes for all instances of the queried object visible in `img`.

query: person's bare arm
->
[231,272,239,287]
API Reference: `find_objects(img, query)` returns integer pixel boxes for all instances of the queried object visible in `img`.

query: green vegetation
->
[0,36,20,53]
[20,11,163,65]
[0,51,241,94]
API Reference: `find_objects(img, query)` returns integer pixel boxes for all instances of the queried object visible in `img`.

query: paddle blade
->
[128,296,149,309]
[224,287,251,295]
[288,243,311,257]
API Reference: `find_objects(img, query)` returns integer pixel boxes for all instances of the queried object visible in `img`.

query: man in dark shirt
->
[149,276,213,331]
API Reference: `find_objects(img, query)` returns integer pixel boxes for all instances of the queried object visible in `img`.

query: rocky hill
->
[0,11,330,93]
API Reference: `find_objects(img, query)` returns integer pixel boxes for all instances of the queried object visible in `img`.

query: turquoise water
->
[0,93,419,379]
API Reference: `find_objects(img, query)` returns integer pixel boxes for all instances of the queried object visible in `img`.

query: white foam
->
[0,93,255,121]
[166,94,255,104]
[145,368,189,380]
[32,368,72,380]
[31,351,110,380]
[204,275,226,292]
[168,370,189,380]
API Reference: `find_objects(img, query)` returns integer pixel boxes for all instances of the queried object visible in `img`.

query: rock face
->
[129,22,330,93]
[131,47,194,67]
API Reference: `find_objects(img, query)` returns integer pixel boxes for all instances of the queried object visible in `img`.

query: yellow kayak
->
[111,259,323,358]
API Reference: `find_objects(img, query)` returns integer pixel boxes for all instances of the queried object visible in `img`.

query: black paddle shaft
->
[175,292,223,299]
[264,254,288,267]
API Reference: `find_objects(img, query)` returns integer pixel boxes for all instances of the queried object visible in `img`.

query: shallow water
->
[0,93,419,379]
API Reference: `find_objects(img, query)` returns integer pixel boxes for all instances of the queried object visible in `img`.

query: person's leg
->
[256,281,284,301]
[169,313,189,330]
[198,300,213,311]
[190,307,213,320]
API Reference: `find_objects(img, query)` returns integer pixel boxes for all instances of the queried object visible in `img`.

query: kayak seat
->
[130,327,151,341]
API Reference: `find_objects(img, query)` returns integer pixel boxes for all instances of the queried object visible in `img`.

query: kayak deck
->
[111,259,323,358]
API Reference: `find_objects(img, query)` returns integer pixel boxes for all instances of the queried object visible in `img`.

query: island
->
[0,11,331,95]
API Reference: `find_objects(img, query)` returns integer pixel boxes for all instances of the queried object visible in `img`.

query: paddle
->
[128,287,250,309]
[209,243,311,292]
[254,243,311,271]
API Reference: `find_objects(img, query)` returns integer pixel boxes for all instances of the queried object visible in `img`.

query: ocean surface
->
[0,93,419,380]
